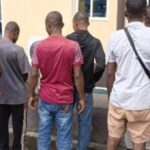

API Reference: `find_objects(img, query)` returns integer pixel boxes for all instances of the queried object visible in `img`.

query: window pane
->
[93,0,107,17]
[78,0,90,16]
[147,0,150,6]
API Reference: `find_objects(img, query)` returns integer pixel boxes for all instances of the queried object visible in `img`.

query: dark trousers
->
[0,104,24,150]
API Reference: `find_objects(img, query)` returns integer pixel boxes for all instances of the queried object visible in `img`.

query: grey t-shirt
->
[0,39,30,104]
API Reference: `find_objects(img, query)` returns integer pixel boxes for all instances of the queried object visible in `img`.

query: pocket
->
[59,104,73,114]
[38,99,47,114]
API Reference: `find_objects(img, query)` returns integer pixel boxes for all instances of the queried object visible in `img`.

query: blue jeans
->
[38,99,73,150]
[76,93,93,150]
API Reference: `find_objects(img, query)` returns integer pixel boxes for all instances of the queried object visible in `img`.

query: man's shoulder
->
[36,38,48,47]
[13,44,25,54]
[90,34,101,43]
[143,26,150,36]
[0,39,22,49]
[110,29,124,38]
[66,32,77,41]
[108,29,125,43]
[14,44,23,50]
[33,38,49,53]
[83,32,102,44]
[64,34,78,45]
[66,38,79,46]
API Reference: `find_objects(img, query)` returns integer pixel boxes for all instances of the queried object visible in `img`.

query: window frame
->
[0,0,2,36]
[76,0,109,21]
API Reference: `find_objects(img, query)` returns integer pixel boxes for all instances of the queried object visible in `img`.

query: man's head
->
[125,0,147,21]
[73,11,89,31]
[45,11,64,35]
[145,6,150,26]
[4,21,20,43]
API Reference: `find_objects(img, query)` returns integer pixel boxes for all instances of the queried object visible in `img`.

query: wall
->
[2,0,119,53]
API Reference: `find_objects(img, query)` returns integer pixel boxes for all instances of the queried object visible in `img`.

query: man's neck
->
[128,18,143,23]
[77,25,88,31]
[50,33,62,36]
[50,28,62,36]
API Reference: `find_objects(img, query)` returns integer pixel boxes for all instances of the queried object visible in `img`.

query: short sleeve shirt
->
[32,36,83,104]
[0,39,30,104]
[107,22,150,110]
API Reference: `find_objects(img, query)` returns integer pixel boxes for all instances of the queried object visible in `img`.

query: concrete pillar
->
[117,0,126,30]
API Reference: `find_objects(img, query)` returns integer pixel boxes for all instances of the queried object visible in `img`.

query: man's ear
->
[47,24,51,30]
[125,10,128,17]
[46,24,51,33]
[61,22,64,28]
[74,22,78,28]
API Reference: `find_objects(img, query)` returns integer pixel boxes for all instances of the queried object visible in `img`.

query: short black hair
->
[5,21,20,33]
[73,11,89,25]
[45,11,64,28]
[126,0,147,14]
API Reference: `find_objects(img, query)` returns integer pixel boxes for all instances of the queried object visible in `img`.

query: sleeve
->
[73,42,84,66]
[30,41,38,58]
[107,35,116,63]
[94,40,106,82]
[31,44,39,68]
[16,47,30,74]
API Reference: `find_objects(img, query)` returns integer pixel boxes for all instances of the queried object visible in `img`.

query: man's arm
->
[16,47,30,82]
[27,67,39,110]
[74,65,85,113]
[94,40,106,82]
[0,64,2,77]
[106,62,117,99]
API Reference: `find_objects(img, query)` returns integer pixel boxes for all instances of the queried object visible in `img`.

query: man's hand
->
[28,96,38,110]
[77,99,85,114]
[24,101,28,109]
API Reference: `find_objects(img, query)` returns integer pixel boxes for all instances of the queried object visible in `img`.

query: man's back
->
[0,39,29,104]
[108,22,150,110]
[67,31,105,92]
[32,35,83,104]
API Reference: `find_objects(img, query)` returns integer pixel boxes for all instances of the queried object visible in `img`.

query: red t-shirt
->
[32,35,83,104]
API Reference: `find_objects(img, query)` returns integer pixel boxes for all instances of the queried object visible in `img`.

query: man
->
[28,11,85,150]
[107,0,150,150]
[66,12,105,150]
[0,22,30,150]
[145,6,150,26]
[125,5,150,150]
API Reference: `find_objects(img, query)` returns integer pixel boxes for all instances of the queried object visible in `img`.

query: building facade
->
[1,0,149,54]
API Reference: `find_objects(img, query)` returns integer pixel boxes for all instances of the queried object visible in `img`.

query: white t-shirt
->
[107,22,150,110]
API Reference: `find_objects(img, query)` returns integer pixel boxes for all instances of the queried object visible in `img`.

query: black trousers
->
[0,104,24,150]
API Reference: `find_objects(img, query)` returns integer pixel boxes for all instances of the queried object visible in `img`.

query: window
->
[147,0,150,6]
[78,0,108,20]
